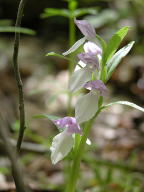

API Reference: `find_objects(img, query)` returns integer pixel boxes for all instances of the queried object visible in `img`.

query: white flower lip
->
[84,41,102,55]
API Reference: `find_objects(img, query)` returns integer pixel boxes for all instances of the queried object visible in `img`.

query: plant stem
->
[0,116,30,192]
[13,0,27,152]
[67,10,76,116]
[67,91,73,116]
[65,110,101,192]
[69,16,76,73]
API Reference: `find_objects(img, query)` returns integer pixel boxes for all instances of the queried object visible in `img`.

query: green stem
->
[69,16,75,50]
[67,91,73,116]
[67,15,76,116]
[65,110,101,192]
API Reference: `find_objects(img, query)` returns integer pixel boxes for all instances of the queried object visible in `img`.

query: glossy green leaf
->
[0,26,36,35]
[85,9,118,28]
[102,101,144,112]
[96,34,107,52]
[46,52,70,60]
[34,114,60,120]
[0,19,12,26]
[103,26,129,65]
[47,90,69,105]
[69,0,78,11]
[63,37,86,56]
[41,8,70,18]
[74,8,97,17]
[107,41,134,80]
[101,65,107,82]
[34,114,66,132]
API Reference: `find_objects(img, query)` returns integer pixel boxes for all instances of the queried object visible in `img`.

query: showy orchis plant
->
[42,0,98,115]
[38,19,144,192]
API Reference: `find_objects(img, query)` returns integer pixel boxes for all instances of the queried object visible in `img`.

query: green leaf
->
[85,9,119,28]
[0,167,10,175]
[101,65,107,82]
[11,120,20,132]
[34,115,68,133]
[102,101,144,112]
[47,90,69,105]
[63,37,86,56]
[46,52,70,60]
[69,0,78,11]
[73,8,97,17]
[0,19,12,26]
[107,41,135,80]
[103,26,129,65]
[0,26,36,35]
[96,34,107,52]
[34,114,60,120]
[41,8,70,18]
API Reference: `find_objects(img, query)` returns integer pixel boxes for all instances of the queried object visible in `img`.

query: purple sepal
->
[77,52,99,70]
[84,80,108,96]
[74,19,96,39]
[53,117,82,135]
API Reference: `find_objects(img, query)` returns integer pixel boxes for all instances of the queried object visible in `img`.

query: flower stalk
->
[67,0,77,116]
[65,109,101,192]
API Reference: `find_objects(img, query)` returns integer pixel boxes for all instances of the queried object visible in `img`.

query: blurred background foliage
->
[0,0,144,191]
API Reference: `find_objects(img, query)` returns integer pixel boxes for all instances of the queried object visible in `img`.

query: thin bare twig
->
[0,116,30,192]
[13,0,28,152]
[0,138,49,154]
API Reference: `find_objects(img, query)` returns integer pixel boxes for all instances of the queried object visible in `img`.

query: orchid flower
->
[84,80,108,97]
[53,116,82,134]
[77,41,102,70]
[50,117,81,164]
[69,41,102,92]
[75,80,108,124]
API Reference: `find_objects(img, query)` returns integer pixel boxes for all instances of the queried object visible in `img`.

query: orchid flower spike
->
[69,41,102,92]
[50,117,81,164]
[75,81,108,124]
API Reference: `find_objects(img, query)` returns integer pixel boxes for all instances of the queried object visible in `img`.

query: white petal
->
[75,61,86,71]
[63,37,86,56]
[69,68,91,92]
[86,138,91,145]
[84,41,102,55]
[75,92,98,124]
[78,60,87,68]
[50,130,74,164]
